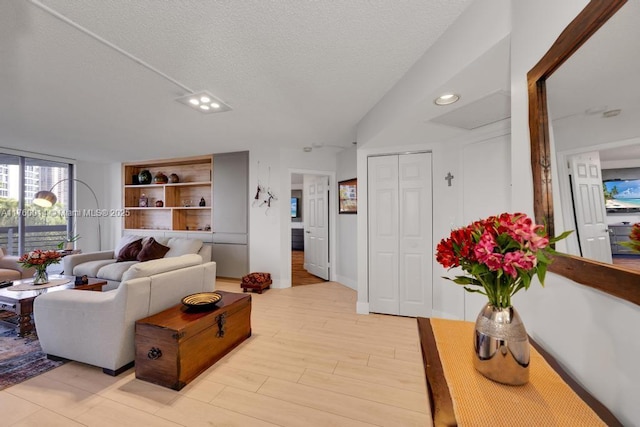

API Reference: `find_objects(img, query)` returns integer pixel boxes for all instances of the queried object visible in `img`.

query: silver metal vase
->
[473,302,530,385]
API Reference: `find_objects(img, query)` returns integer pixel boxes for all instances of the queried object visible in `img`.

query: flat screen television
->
[603,179,640,212]
[291,197,299,218]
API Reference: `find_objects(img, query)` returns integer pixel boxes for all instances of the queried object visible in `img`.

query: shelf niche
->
[122,155,213,232]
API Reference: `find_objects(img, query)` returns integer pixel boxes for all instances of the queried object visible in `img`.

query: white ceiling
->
[547,0,640,159]
[0,0,473,163]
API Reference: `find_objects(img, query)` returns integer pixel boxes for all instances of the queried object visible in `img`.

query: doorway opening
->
[291,172,330,286]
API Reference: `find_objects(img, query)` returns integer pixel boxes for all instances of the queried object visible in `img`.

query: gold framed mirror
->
[528,0,640,307]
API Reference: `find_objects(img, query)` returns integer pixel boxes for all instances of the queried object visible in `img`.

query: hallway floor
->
[291,250,327,286]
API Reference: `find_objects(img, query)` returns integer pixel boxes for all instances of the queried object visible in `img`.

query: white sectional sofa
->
[34,259,217,375]
[63,235,212,291]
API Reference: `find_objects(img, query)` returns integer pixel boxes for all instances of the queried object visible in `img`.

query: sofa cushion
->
[164,237,204,258]
[96,261,139,282]
[137,238,170,262]
[115,234,143,255]
[0,269,21,281]
[121,254,203,283]
[73,259,117,277]
[116,239,143,262]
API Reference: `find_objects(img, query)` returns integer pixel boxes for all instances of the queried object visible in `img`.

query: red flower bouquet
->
[436,212,571,308]
[620,223,640,253]
[18,249,62,269]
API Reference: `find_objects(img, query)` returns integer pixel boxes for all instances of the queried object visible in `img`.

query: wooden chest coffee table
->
[135,290,251,390]
[0,275,106,337]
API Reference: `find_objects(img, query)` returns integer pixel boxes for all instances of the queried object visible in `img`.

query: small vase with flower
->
[436,212,571,385]
[18,249,63,285]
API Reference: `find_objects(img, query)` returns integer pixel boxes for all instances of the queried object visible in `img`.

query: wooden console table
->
[417,317,622,426]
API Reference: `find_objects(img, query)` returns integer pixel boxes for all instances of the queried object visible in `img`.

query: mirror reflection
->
[546,0,640,272]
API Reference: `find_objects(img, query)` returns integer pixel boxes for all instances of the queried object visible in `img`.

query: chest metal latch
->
[215,312,227,338]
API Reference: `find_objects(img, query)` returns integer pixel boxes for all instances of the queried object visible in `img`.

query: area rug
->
[0,311,67,390]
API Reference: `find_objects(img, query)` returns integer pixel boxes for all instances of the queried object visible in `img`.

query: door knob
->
[306,231,311,234]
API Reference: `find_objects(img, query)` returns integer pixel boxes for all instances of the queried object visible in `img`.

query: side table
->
[417,317,622,426]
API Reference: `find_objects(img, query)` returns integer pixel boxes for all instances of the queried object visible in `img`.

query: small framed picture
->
[338,178,357,214]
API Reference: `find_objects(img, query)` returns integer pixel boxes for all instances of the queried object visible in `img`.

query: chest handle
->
[147,347,162,360]
[216,312,227,338]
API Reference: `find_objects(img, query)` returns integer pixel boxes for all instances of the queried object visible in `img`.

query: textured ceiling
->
[0,0,472,162]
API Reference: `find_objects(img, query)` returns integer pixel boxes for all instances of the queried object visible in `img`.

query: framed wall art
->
[338,178,357,214]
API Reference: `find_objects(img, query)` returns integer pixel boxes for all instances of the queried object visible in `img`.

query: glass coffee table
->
[0,275,107,337]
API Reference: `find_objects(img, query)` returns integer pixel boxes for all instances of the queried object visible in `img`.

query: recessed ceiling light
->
[175,91,232,114]
[434,93,460,106]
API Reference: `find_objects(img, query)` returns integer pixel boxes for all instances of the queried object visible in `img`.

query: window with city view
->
[0,153,73,255]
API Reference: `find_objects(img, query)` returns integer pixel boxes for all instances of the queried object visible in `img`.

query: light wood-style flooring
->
[612,255,640,272]
[1,279,431,426]
[291,250,327,286]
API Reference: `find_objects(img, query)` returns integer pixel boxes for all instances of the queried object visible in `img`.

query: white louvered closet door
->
[368,153,432,316]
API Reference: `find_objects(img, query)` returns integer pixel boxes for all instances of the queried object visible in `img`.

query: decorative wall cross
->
[445,172,454,186]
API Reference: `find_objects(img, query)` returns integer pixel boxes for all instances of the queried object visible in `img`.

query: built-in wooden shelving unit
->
[122,155,213,232]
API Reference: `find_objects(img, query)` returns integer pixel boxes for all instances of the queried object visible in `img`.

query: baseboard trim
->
[356,301,369,315]
[336,275,357,290]
[271,279,289,289]
[103,361,134,376]
[432,310,461,320]
[46,354,69,362]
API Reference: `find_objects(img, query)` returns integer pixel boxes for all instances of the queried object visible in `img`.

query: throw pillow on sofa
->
[137,237,170,262]
[117,238,143,262]
[114,234,144,255]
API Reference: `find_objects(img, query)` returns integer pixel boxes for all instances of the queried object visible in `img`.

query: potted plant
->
[58,233,81,251]
[435,212,571,385]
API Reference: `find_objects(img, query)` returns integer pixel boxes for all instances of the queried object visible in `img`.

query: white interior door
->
[304,175,330,280]
[368,153,432,316]
[398,153,432,317]
[368,155,400,315]
[569,151,612,263]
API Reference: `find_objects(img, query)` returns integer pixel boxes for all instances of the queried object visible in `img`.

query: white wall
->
[74,160,115,252]
[336,145,357,289]
[248,146,337,288]
[356,0,511,317]
[248,147,282,285]
[511,1,640,424]
[461,135,511,320]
